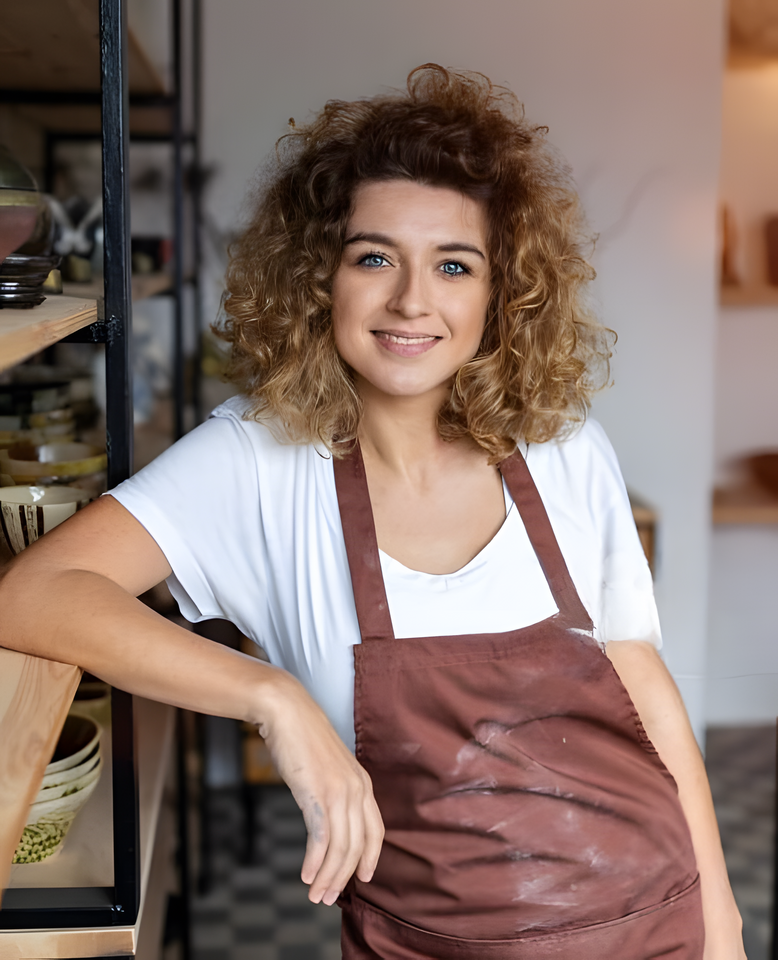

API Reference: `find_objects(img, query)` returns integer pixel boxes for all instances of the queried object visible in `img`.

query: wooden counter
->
[0,651,81,896]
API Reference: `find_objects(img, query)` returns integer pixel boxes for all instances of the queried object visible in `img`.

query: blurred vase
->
[0,146,39,266]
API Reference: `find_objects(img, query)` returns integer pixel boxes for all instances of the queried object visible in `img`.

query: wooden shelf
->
[0,2,169,136]
[0,296,98,374]
[720,285,778,307]
[0,4,165,96]
[10,104,173,137]
[0,698,176,959]
[713,483,778,524]
[63,272,173,303]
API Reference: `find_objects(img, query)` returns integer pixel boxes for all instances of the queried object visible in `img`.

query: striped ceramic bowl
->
[0,485,90,554]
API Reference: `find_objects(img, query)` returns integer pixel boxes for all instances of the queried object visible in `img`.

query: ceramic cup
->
[0,485,90,555]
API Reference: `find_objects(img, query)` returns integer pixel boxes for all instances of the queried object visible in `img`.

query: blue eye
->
[359,254,388,268]
[441,261,466,276]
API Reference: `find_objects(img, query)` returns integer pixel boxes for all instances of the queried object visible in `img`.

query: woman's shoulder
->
[524,416,630,521]
[527,417,619,474]
[202,395,326,469]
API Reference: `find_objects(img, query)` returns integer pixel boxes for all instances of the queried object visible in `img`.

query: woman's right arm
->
[0,495,383,905]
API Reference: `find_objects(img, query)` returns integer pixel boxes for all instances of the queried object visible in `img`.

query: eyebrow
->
[344,232,486,261]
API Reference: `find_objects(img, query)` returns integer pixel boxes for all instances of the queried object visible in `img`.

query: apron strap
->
[499,449,594,629]
[333,440,593,642]
[333,441,395,642]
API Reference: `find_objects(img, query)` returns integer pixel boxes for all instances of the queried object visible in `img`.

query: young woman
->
[0,66,745,958]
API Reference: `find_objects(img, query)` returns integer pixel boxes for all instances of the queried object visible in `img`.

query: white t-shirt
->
[108,395,660,751]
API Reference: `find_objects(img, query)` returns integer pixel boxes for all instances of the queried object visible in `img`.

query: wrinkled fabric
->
[333,443,703,958]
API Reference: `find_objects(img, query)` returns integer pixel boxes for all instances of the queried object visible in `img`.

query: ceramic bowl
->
[0,408,73,431]
[12,715,103,864]
[69,679,111,727]
[35,743,102,800]
[0,485,90,554]
[0,382,70,417]
[14,777,101,863]
[0,442,106,485]
[34,753,103,803]
[0,417,75,449]
[44,715,102,775]
[40,741,101,790]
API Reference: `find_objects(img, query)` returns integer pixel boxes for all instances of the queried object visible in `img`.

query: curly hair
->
[218,63,614,461]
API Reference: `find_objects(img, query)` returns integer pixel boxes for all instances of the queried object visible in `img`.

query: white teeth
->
[377,333,436,344]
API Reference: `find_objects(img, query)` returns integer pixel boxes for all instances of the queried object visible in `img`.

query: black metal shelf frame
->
[0,0,198,939]
[8,3,204,443]
[0,0,137,928]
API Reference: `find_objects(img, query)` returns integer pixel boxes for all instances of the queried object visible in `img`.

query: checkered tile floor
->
[192,727,775,960]
[192,786,342,960]
[706,725,775,960]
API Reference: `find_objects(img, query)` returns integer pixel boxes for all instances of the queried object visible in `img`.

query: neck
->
[355,377,449,473]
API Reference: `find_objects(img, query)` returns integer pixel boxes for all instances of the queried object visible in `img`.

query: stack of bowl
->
[0,381,75,452]
[14,715,102,864]
[0,252,62,308]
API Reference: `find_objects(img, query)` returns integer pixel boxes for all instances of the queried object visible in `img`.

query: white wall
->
[201,0,727,738]
[707,67,778,724]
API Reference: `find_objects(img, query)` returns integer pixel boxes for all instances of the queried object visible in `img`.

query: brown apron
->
[333,443,704,959]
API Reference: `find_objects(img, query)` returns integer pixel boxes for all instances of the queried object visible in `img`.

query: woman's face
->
[331,180,491,403]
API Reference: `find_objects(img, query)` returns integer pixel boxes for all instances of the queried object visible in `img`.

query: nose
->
[386,264,432,319]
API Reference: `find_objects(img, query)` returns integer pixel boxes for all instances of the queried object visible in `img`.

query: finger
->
[308,801,351,904]
[322,790,373,903]
[356,794,384,882]
[311,799,364,906]
[300,799,328,886]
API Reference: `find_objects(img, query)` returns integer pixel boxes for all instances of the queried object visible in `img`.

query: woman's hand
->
[0,496,384,905]
[258,670,384,905]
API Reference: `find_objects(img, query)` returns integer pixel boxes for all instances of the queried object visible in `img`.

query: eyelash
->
[356,251,472,276]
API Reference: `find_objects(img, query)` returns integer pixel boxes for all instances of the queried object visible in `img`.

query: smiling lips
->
[372,329,441,358]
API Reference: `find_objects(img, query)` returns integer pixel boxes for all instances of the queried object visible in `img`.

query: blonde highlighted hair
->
[218,64,613,461]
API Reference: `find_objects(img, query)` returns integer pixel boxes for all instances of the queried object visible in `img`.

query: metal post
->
[100,0,140,924]
[192,0,204,426]
[101,0,133,487]
[172,0,185,440]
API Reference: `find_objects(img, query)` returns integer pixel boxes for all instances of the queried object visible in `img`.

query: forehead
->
[348,180,488,242]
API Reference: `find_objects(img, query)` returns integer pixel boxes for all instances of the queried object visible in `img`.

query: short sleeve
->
[105,412,266,631]
[586,421,662,649]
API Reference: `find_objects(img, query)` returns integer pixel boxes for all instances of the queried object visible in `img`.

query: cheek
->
[331,299,366,372]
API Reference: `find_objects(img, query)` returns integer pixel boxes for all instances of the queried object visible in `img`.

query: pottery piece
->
[40,743,100,790]
[748,452,778,497]
[69,679,111,726]
[44,715,101,775]
[0,146,39,266]
[0,485,90,554]
[0,252,62,308]
[0,382,71,417]
[14,778,100,863]
[36,755,102,803]
[0,442,106,485]
[13,715,103,863]
[0,408,75,449]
